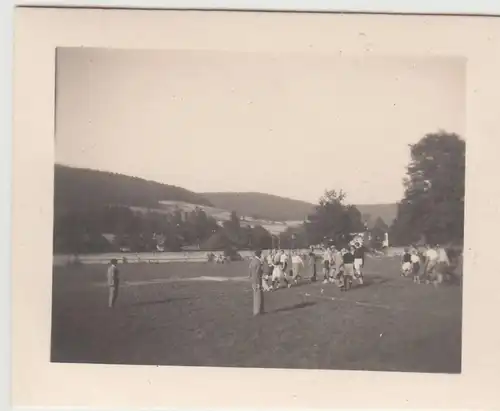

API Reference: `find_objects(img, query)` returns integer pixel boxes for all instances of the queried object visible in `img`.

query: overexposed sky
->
[55,48,465,204]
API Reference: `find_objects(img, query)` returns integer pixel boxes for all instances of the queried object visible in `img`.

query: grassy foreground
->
[50,256,462,373]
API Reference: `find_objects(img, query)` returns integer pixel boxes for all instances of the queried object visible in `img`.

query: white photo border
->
[11,7,500,410]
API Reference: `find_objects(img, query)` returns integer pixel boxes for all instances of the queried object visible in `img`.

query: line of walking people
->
[254,242,367,294]
[316,243,367,290]
[248,243,369,316]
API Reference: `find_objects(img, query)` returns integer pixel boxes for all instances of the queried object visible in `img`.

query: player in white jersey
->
[420,244,439,284]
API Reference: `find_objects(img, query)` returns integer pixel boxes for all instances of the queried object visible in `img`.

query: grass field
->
[51,256,462,373]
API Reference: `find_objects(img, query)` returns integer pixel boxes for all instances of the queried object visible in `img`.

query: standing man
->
[410,248,421,281]
[420,244,439,285]
[273,249,281,267]
[291,251,305,285]
[248,250,265,316]
[322,247,332,284]
[341,246,356,291]
[107,258,120,308]
[261,251,272,291]
[435,244,451,284]
[332,246,344,287]
[353,243,366,284]
[280,250,291,288]
[308,246,317,282]
[328,247,336,282]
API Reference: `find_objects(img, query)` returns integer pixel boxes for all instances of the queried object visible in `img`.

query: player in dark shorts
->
[308,248,317,282]
[341,247,356,291]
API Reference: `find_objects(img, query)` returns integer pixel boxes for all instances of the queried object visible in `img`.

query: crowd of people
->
[400,244,456,286]
[248,243,367,316]
[104,241,461,313]
[248,242,462,316]
[250,243,367,294]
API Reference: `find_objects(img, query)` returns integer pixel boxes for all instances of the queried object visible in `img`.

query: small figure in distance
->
[107,258,120,308]
[248,250,265,316]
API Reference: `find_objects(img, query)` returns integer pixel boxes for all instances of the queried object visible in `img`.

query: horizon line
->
[54,162,401,206]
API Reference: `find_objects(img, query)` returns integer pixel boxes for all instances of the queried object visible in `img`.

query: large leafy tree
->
[370,217,389,250]
[250,225,273,250]
[391,131,465,245]
[223,211,242,244]
[305,189,365,247]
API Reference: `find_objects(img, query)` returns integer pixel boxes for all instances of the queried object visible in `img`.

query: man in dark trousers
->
[107,258,120,308]
[341,247,356,291]
[308,246,317,282]
[248,250,265,316]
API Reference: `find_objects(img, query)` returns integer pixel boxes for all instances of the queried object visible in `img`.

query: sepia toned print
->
[51,47,465,373]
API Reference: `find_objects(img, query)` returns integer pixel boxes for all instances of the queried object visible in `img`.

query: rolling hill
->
[54,164,212,214]
[202,192,315,222]
[204,192,397,227]
[54,165,398,227]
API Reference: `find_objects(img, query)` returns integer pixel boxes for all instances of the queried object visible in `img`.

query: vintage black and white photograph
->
[51,47,465,373]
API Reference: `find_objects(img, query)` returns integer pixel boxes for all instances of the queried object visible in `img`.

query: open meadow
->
[51,256,462,373]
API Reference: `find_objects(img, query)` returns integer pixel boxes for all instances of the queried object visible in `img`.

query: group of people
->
[206,252,228,264]
[261,249,306,291]
[400,244,453,286]
[105,242,460,313]
[317,243,366,288]
[248,243,368,316]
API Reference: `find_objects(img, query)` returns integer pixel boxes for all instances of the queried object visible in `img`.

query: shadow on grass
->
[353,276,392,290]
[271,301,317,314]
[270,278,317,291]
[130,297,192,307]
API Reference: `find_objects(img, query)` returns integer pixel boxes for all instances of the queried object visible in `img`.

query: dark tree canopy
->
[370,217,389,249]
[390,131,465,246]
[305,189,365,247]
[54,204,274,254]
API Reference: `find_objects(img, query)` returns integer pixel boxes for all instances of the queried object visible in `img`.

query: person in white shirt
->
[421,245,439,284]
[273,249,282,266]
[332,247,344,287]
[435,245,450,284]
[261,252,272,291]
[271,250,287,289]
[280,251,292,287]
[328,247,337,282]
[410,249,421,282]
[322,247,332,284]
[353,243,366,284]
[271,252,284,290]
[266,252,274,270]
[437,245,450,265]
[291,251,305,285]
[280,250,289,271]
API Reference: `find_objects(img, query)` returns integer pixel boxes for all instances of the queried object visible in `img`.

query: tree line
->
[389,131,465,246]
[53,131,465,254]
[53,199,368,254]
